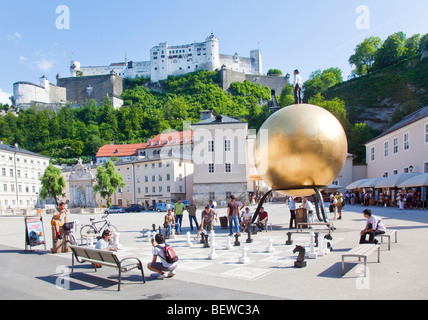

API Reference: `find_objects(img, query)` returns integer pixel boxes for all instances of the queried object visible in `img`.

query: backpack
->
[158,244,178,264]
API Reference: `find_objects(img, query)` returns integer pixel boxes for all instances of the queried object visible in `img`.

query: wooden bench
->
[376,229,397,251]
[297,222,335,233]
[341,244,380,277]
[69,245,146,291]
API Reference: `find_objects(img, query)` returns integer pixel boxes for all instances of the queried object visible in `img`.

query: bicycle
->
[80,214,118,244]
[67,220,80,246]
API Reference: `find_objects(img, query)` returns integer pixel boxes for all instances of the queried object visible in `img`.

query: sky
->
[1,0,427,105]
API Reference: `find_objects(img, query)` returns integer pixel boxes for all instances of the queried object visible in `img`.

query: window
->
[152,175,155,182]
[226,192,232,199]
[384,141,389,157]
[404,133,409,151]
[3,184,7,192]
[209,192,215,200]
[208,163,215,173]
[393,138,398,154]
[159,186,162,192]
[425,123,428,143]
[1,168,5,176]
[225,163,231,173]
[166,174,171,181]
[393,169,398,175]
[208,140,214,152]
[10,169,13,177]
[158,174,162,182]
[167,186,171,192]
[145,176,148,182]
[152,187,156,193]
[370,147,375,161]
[224,140,231,152]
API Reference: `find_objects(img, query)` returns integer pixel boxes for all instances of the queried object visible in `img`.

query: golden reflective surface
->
[255,104,348,196]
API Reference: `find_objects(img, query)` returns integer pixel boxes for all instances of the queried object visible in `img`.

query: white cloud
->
[35,58,55,73]
[7,32,22,42]
[0,89,12,105]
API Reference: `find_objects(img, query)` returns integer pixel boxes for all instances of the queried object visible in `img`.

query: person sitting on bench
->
[359,209,386,244]
[164,209,180,236]
[51,202,67,241]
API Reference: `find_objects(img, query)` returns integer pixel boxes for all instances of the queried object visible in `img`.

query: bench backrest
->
[70,245,120,266]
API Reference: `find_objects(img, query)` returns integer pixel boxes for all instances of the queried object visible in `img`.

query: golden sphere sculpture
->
[254,104,348,197]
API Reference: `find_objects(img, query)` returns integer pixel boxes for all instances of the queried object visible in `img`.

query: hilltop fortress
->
[71,33,262,82]
[13,34,288,109]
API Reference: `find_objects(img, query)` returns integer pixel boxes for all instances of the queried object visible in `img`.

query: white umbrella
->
[375,173,421,188]
[346,179,371,190]
[397,173,428,188]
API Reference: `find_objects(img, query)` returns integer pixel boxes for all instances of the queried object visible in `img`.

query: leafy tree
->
[267,69,283,76]
[39,164,66,206]
[419,33,428,53]
[348,123,376,164]
[303,67,343,102]
[374,32,407,70]
[308,93,350,132]
[94,160,125,207]
[278,84,294,107]
[349,37,382,76]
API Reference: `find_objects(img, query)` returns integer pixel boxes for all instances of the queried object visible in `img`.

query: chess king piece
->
[285,232,293,245]
[239,245,250,264]
[293,245,307,268]
[224,236,233,250]
[112,232,123,250]
[208,242,217,260]
[209,230,217,247]
[308,232,317,259]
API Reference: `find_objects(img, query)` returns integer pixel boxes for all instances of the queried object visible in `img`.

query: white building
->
[365,106,428,178]
[191,110,251,205]
[70,34,262,82]
[0,142,50,212]
[13,76,66,109]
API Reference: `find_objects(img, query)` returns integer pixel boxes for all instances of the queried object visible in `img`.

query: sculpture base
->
[294,261,307,268]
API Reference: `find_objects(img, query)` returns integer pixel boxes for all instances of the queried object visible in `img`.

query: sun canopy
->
[346,179,371,189]
[358,178,387,188]
[375,173,421,189]
[397,173,428,188]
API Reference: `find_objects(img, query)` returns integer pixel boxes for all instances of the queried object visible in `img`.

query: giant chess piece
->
[285,232,293,245]
[266,237,275,253]
[324,234,333,251]
[185,231,192,247]
[146,230,152,242]
[293,245,307,268]
[152,224,156,232]
[112,232,123,250]
[246,228,253,243]
[234,233,241,247]
[308,232,317,259]
[209,230,217,247]
[203,233,210,248]
[208,241,217,260]
[224,236,233,250]
[239,245,250,264]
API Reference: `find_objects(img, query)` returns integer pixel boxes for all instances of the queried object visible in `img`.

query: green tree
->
[308,93,350,132]
[94,160,125,207]
[374,32,407,70]
[348,123,376,164]
[39,164,66,206]
[267,69,283,76]
[278,84,295,107]
[349,36,382,76]
[302,67,343,102]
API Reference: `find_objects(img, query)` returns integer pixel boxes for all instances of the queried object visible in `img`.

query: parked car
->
[104,206,125,214]
[125,204,145,212]
[181,200,191,207]
[146,205,155,211]
[156,203,169,212]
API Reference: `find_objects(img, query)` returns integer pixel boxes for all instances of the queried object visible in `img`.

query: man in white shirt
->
[240,207,253,232]
[148,234,178,280]
[301,198,315,226]
[359,209,386,244]
[293,69,303,104]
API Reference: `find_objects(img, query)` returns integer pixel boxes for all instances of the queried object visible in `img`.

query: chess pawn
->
[88,235,94,248]
[146,230,152,242]
[308,243,317,259]
[317,240,325,257]
[239,245,250,264]
[224,236,233,250]
[285,232,293,245]
[171,228,176,239]
[185,231,192,247]
[208,244,217,260]
[209,231,217,247]
[322,238,329,255]
[266,237,275,253]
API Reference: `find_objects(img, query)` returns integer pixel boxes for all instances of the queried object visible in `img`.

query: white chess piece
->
[171,228,176,239]
[88,235,94,248]
[224,236,233,250]
[112,232,123,250]
[146,230,152,242]
[239,245,250,264]
[208,244,218,260]
[266,237,275,253]
[185,231,192,247]
[209,231,217,247]
[308,232,317,259]
[322,238,329,255]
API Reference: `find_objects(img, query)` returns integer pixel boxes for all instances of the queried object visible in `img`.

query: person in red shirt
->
[256,207,268,231]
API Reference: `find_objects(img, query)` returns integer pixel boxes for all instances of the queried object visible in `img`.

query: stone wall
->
[193,182,248,207]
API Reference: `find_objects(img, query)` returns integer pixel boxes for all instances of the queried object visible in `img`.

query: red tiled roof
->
[95,131,193,158]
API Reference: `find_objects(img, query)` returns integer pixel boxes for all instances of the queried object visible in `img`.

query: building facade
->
[365,106,428,178]
[70,34,262,82]
[0,142,50,211]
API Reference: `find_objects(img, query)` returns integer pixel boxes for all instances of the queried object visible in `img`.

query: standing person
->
[293,69,303,104]
[148,234,178,280]
[51,202,67,241]
[359,209,386,244]
[208,199,219,222]
[335,192,343,220]
[289,196,296,228]
[227,195,241,236]
[329,194,338,219]
[301,198,315,226]
[186,200,199,231]
[173,199,185,233]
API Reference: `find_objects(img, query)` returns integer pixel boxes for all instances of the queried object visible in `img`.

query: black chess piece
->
[285,232,293,245]
[152,224,156,232]
[234,233,240,246]
[293,245,307,268]
[314,232,320,247]
[203,234,210,248]
[324,234,333,251]
[246,229,253,243]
